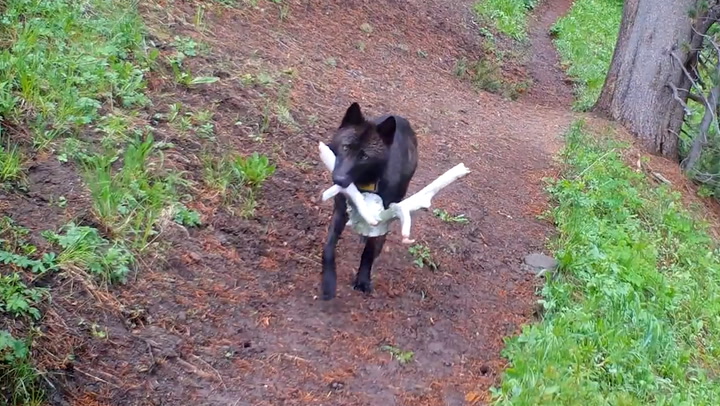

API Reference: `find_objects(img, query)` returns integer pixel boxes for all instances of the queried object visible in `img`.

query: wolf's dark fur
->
[321,102,418,300]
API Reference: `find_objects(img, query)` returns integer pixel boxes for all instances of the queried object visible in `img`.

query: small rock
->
[359,23,373,33]
[329,380,345,391]
[523,253,558,274]
[532,302,545,319]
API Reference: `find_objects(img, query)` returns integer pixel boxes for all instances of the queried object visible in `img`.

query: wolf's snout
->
[332,174,351,188]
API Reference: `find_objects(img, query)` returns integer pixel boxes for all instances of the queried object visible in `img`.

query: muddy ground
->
[1,0,584,405]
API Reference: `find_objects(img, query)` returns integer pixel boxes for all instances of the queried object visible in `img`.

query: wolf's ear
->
[340,102,364,127]
[376,116,396,145]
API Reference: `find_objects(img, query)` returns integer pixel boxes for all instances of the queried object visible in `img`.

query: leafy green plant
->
[0,330,42,406]
[43,223,135,284]
[166,48,219,88]
[551,0,622,111]
[171,36,200,57]
[381,345,414,365]
[0,251,58,274]
[90,323,108,340]
[408,244,438,271]
[233,152,277,187]
[173,204,202,227]
[0,273,46,320]
[56,138,91,163]
[0,330,29,363]
[0,217,58,273]
[492,120,720,404]
[433,209,469,224]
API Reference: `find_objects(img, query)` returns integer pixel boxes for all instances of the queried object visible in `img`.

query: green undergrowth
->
[202,150,277,217]
[473,0,539,41]
[454,56,532,101]
[0,0,150,148]
[466,1,537,100]
[0,0,274,404]
[0,217,50,405]
[82,134,190,250]
[492,120,720,405]
[550,0,622,111]
[0,140,24,186]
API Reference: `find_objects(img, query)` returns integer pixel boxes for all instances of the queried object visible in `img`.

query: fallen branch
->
[318,142,470,243]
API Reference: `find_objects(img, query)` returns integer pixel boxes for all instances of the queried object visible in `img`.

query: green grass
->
[0,139,23,185]
[492,120,720,405]
[0,0,151,148]
[550,0,623,111]
[203,151,277,217]
[473,0,539,41]
[83,134,187,249]
[0,140,23,185]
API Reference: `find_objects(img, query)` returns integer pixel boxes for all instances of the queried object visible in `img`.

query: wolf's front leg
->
[353,235,387,294]
[321,195,348,300]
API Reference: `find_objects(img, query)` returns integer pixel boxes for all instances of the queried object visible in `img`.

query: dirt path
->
[30,1,573,405]
[521,0,575,107]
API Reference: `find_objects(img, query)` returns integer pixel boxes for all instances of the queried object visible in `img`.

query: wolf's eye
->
[342,145,349,151]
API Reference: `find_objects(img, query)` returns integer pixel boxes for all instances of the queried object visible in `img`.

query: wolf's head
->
[329,103,396,189]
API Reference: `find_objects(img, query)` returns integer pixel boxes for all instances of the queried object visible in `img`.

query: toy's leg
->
[321,195,348,300]
[353,234,387,294]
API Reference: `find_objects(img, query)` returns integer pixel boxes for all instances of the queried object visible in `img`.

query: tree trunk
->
[593,0,703,160]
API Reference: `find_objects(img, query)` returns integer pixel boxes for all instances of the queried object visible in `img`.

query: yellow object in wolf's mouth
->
[356,181,378,193]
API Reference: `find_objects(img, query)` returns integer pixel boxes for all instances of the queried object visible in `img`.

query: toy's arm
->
[386,162,470,243]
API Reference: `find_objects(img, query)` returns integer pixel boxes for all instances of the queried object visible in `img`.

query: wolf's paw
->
[352,278,373,294]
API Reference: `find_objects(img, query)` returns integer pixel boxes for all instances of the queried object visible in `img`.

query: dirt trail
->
[521,0,575,107]
[29,1,574,405]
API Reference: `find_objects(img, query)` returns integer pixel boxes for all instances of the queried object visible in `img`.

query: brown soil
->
[2,0,596,405]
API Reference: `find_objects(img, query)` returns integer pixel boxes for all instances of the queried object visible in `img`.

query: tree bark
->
[593,0,706,160]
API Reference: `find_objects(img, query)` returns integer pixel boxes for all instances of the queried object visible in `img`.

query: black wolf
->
[321,102,418,300]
